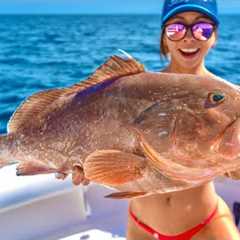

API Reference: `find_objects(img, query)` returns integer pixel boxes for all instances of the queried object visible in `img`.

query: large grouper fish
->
[0,54,240,198]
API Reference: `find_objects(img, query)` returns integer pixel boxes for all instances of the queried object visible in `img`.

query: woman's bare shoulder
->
[206,72,225,81]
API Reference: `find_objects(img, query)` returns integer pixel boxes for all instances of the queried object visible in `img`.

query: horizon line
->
[0,12,239,15]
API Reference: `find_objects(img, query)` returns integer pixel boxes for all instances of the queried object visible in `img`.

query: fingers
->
[72,164,90,185]
[54,164,90,185]
[55,172,68,180]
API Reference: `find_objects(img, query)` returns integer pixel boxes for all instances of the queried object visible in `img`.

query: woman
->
[127,0,240,239]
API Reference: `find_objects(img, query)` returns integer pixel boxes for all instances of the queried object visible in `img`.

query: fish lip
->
[210,117,240,153]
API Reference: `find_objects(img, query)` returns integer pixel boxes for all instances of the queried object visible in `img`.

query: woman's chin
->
[175,49,203,65]
[176,56,202,71]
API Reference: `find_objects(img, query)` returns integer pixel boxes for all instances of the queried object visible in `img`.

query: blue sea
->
[0,14,239,134]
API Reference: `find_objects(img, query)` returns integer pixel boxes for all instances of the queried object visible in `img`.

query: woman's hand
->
[224,169,240,180]
[72,164,90,185]
[54,164,90,185]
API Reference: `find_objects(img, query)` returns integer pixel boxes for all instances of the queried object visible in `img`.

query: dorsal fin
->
[7,55,145,133]
[67,54,145,93]
[7,89,64,133]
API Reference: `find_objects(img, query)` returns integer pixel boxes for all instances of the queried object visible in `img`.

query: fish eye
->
[207,91,225,105]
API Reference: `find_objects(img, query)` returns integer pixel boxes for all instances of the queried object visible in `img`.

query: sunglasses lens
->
[165,23,186,41]
[192,23,214,41]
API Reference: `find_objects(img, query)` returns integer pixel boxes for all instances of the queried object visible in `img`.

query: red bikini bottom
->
[129,202,218,240]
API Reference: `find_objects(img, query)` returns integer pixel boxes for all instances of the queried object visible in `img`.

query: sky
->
[0,0,239,14]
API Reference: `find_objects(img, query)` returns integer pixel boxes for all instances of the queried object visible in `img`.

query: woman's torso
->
[127,182,235,239]
[126,70,237,240]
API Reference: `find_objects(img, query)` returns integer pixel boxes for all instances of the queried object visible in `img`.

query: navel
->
[166,196,172,205]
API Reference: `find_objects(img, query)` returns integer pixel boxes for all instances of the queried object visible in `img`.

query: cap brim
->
[161,4,219,26]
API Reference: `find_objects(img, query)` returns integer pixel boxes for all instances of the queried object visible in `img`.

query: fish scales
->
[1,54,240,198]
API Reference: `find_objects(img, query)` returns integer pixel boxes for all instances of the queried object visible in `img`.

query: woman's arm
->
[199,196,240,240]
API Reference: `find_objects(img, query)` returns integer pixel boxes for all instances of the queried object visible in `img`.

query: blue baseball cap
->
[161,0,219,27]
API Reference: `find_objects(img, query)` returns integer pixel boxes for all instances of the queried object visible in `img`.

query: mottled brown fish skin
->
[1,55,240,198]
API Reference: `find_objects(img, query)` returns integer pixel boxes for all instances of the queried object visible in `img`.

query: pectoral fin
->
[105,191,146,199]
[83,150,146,186]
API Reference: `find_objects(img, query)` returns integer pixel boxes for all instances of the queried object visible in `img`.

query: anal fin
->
[105,191,146,199]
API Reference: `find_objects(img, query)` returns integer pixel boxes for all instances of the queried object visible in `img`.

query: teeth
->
[180,48,199,53]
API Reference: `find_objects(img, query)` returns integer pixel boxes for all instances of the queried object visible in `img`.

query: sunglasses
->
[164,22,216,41]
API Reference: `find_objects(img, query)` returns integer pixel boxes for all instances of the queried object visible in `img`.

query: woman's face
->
[163,11,217,70]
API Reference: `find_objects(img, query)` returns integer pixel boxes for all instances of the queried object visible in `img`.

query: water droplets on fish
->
[158,131,168,137]
[158,112,167,117]
[175,105,183,110]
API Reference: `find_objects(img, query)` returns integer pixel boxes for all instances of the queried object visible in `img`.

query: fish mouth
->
[210,116,240,160]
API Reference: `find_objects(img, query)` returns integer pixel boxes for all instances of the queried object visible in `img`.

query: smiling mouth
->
[179,48,200,58]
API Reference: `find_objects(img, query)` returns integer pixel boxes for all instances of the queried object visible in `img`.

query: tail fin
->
[0,134,18,169]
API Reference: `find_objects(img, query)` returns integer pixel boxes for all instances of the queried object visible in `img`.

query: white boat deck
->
[0,165,128,240]
[0,165,239,240]
[60,229,125,240]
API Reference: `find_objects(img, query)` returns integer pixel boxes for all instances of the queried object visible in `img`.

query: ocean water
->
[0,14,239,134]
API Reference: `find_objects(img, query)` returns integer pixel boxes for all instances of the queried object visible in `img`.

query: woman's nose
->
[183,29,195,42]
